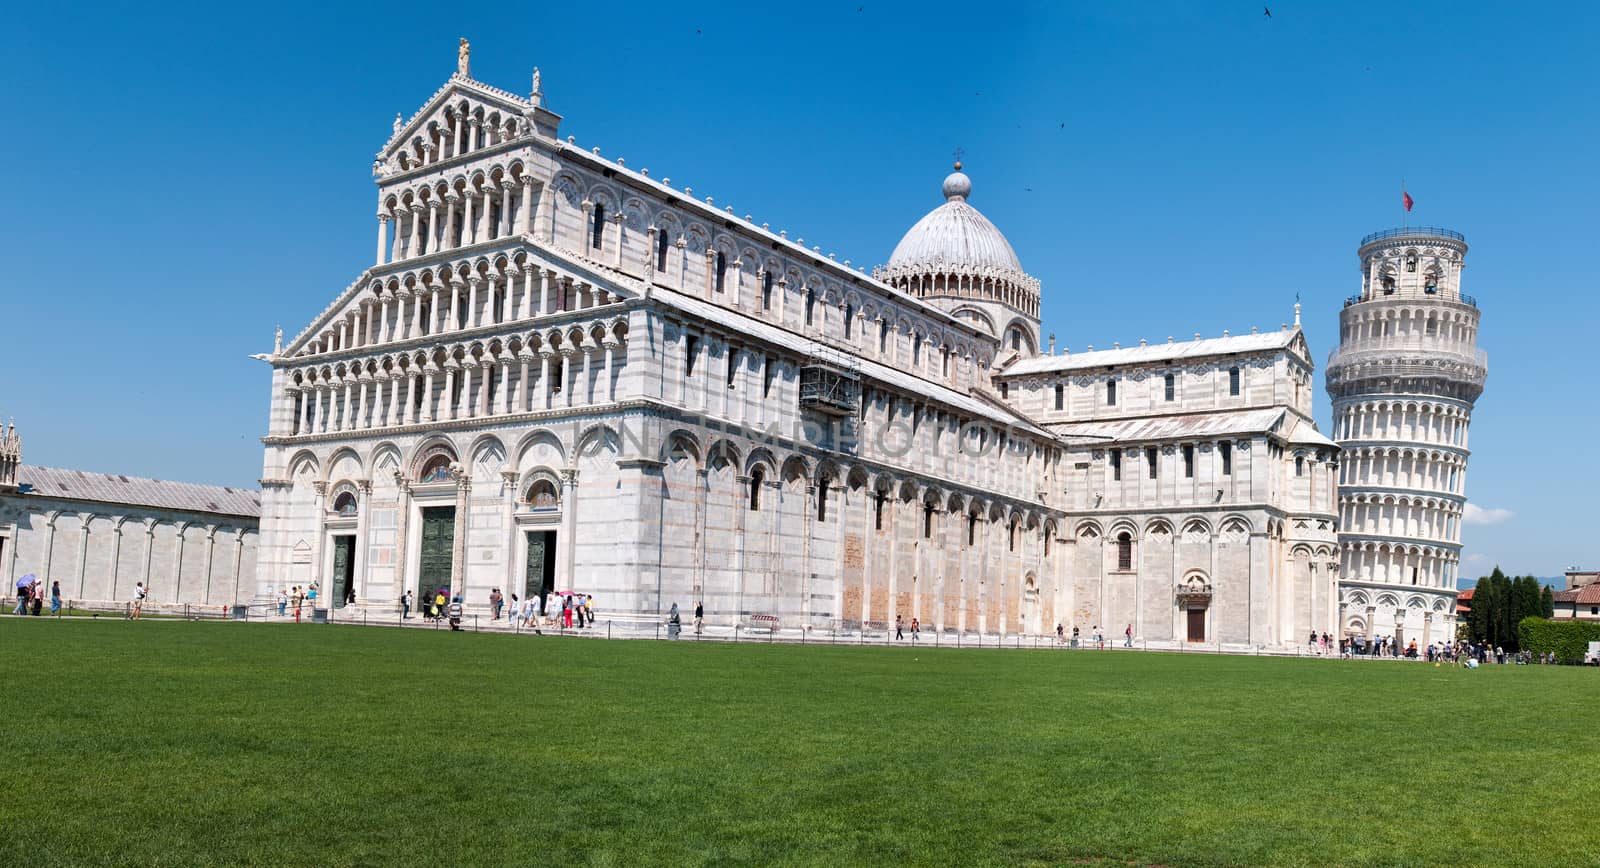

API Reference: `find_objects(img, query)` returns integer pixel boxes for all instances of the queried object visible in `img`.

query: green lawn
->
[4,621,1596,866]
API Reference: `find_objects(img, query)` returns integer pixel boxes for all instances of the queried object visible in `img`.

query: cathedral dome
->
[886,165,1024,275]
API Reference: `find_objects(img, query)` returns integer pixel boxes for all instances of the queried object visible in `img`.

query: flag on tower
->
[1403,189,1414,212]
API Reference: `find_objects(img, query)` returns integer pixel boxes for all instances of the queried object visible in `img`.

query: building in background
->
[1553,569,1600,622]
[0,418,261,608]
[253,43,1339,645]
[1326,228,1488,648]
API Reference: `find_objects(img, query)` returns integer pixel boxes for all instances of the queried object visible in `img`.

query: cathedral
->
[255,44,1343,647]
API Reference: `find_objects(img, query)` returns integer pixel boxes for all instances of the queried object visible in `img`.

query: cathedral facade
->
[254,46,1338,646]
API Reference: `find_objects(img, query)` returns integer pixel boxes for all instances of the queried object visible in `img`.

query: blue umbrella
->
[16,573,36,589]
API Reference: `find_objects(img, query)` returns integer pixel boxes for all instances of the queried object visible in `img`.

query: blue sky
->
[2,1,1595,579]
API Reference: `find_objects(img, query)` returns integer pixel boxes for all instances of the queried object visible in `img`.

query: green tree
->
[1469,569,1504,646]
[1541,585,1555,618]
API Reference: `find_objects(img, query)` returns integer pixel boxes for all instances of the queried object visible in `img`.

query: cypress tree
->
[1541,585,1555,618]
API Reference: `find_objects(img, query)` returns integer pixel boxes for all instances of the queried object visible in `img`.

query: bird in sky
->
[1264,6,1271,17]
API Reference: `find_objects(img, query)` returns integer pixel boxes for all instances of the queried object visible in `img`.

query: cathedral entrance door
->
[418,506,456,604]
[1186,608,1205,643]
[330,536,355,608]
[524,531,557,607]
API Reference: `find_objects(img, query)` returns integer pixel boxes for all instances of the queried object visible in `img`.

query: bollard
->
[607,621,612,640]
[655,623,660,641]
[474,614,479,633]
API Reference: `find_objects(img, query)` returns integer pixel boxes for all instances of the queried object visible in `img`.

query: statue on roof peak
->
[393,112,403,134]
[457,38,471,78]
[531,66,542,105]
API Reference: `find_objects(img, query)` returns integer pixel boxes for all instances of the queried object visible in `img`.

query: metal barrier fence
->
[12,601,1493,662]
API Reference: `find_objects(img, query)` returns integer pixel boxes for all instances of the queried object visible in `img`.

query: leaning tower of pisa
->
[1326,227,1487,649]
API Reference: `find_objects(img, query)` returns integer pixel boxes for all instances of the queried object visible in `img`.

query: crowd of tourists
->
[11,575,58,617]
[273,584,321,622]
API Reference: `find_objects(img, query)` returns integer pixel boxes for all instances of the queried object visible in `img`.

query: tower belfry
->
[1326,226,1488,647]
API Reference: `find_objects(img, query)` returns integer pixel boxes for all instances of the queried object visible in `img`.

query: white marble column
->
[519,177,536,234]
[498,360,512,415]
[375,214,390,266]
[540,353,552,410]
[442,366,457,421]
[603,340,617,403]
[466,277,481,329]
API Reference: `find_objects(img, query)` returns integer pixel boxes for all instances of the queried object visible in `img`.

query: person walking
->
[693,601,704,635]
[895,615,905,641]
[448,596,463,631]
[50,580,61,616]
[13,576,30,616]
[1124,624,1133,648]
[131,582,146,620]
[667,602,682,639]
[562,596,573,629]
[1056,623,1064,645]
[490,588,504,621]
[1071,626,1080,648]
[293,589,303,623]
[584,594,595,627]
[401,590,412,620]
[277,588,288,617]
[911,617,920,640]
[433,589,447,621]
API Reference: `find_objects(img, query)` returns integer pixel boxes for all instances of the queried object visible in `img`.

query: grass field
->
[4,621,1597,866]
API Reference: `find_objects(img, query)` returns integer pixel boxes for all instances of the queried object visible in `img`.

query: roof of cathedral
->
[885,166,1026,276]
[653,287,1054,439]
[16,466,261,519]
[1047,407,1299,443]
[1286,415,1339,449]
[1004,329,1304,376]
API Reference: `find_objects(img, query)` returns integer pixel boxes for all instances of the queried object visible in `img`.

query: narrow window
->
[1164,373,1175,402]
[1146,446,1158,479]
[1011,330,1021,351]
[1228,366,1240,396]
[551,359,564,393]
[1008,519,1018,552]
[1106,379,1117,406]
[714,251,727,293]
[1220,441,1232,476]
[844,304,854,339]
[1405,253,1417,273]
[816,480,829,522]
[942,349,950,378]
[923,504,934,539]
[879,320,889,353]
[1295,455,1305,477]
[726,346,738,389]
[875,492,886,531]
[656,229,670,271]
[912,335,922,367]
[1055,384,1065,410]
[1183,444,1194,478]
[761,271,774,309]
[804,290,815,326]
[685,335,699,377]
[1116,532,1132,571]
[762,356,776,398]
[1110,450,1122,481]
[1000,382,1009,399]
[591,204,606,249]
[748,468,763,511]
[1043,533,1051,556]
[967,513,977,547]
